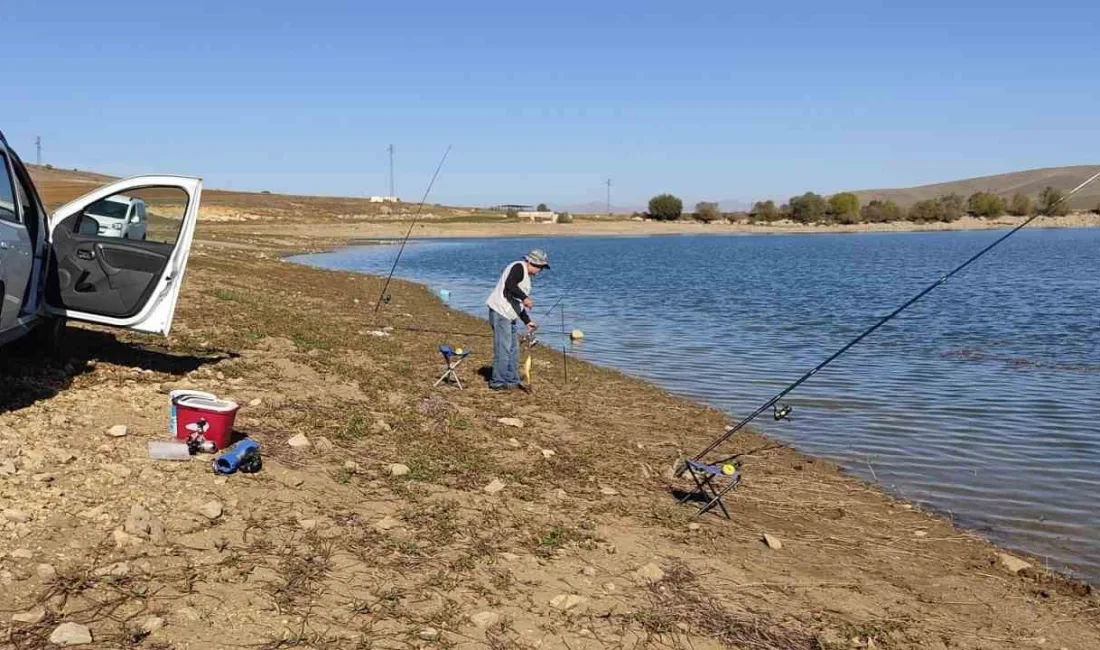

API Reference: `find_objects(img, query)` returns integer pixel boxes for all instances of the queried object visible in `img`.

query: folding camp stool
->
[434,345,472,389]
[679,459,742,518]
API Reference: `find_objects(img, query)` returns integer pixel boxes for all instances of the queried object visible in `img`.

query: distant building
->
[517,211,559,223]
[369,196,400,203]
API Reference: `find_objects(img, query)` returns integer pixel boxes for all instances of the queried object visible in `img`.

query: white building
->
[369,196,400,203]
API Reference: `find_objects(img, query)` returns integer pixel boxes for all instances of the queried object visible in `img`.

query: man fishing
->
[486,249,549,391]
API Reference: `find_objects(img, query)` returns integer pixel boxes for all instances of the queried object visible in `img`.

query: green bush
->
[505,209,519,220]
[788,192,827,224]
[537,203,548,212]
[967,192,1006,218]
[860,199,904,223]
[749,200,779,222]
[648,194,683,221]
[694,201,721,223]
[1038,186,1069,216]
[907,194,965,223]
[1093,202,1100,215]
[1007,193,1033,216]
[827,192,861,224]
[44,163,53,170]
[557,212,574,224]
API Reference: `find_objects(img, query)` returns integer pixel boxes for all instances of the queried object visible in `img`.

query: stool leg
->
[679,468,708,504]
[698,476,737,519]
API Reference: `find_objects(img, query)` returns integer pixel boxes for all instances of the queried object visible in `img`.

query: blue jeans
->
[489,309,521,388]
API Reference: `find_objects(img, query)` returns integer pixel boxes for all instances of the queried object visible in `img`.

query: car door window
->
[0,152,18,223]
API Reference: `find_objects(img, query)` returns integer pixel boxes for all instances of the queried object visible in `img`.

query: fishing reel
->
[773,403,792,421]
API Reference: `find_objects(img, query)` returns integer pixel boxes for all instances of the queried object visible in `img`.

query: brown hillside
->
[852,165,1100,209]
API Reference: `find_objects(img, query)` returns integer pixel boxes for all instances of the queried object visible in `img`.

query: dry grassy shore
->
[1,170,1097,649]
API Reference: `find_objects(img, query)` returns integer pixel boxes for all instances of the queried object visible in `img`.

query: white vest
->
[486,261,530,321]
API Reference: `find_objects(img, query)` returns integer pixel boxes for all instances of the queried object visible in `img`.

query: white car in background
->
[85,195,147,240]
[0,129,202,350]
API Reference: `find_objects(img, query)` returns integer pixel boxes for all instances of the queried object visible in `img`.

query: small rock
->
[198,501,224,520]
[140,616,165,633]
[540,449,556,459]
[105,464,132,479]
[914,530,928,538]
[113,529,142,548]
[998,553,1032,574]
[50,622,93,646]
[497,417,524,428]
[3,508,30,523]
[599,487,619,496]
[0,460,16,476]
[602,582,617,593]
[374,516,401,531]
[370,421,392,434]
[419,627,440,641]
[314,436,335,453]
[298,519,317,530]
[248,398,263,407]
[10,548,33,560]
[106,425,130,438]
[11,606,46,624]
[36,563,57,580]
[470,611,500,628]
[687,523,701,532]
[177,606,202,622]
[549,594,588,611]
[484,478,506,494]
[553,488,568,500]
[762,533,783,550]
[287,433,311,449]
[499,552,521,562]
[389,463,410,477]
[343,460,360,473]
[507,438,522,448]
[634,562,665,584]
[93,562,131,578]
[33,472,55,483]
[581,566,597,577]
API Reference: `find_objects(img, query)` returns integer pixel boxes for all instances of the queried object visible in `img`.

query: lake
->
[291,228,1100,583]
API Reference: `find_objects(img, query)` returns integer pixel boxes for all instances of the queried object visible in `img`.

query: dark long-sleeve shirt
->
[503,262,531,324]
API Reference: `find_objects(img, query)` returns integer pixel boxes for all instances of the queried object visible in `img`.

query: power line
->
[391,145,400,197]
[605,178,612,215]
[35,136,41,166]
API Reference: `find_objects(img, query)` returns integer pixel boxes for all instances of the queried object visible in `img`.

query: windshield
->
[87,199,129,219]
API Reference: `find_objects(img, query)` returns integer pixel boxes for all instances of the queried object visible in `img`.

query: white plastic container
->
[148,440,191,461]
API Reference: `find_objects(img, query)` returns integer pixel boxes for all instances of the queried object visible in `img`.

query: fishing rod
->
[685,169,1100,470]
[373,146,452,314]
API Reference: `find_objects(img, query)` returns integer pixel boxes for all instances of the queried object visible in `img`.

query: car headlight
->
[110,223,123,230]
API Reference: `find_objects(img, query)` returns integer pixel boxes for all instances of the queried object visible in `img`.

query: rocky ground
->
[2,235,1099,649]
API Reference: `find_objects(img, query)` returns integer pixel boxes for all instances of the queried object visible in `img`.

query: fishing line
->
[687,169,1100,469]
[373,146,452,315]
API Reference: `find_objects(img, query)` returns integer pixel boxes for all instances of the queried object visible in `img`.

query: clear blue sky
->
[2,1,1097,208]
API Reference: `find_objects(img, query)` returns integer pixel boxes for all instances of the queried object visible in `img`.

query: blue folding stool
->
[679,459,742,518]
[434,345,472,389]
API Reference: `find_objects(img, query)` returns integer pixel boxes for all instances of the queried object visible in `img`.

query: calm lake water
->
[292,229,1100,583]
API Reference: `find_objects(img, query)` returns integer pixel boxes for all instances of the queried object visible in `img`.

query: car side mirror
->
[78,215,100,235]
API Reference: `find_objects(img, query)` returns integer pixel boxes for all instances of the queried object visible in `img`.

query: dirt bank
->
[1,235,1098,649]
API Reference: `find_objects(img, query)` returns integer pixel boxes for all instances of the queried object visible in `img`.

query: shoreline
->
[1,228,1097,648]
[198,211,1100,243]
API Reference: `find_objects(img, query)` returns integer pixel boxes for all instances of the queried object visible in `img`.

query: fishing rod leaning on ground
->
[372,145,452,316]
[680,168,1100,474]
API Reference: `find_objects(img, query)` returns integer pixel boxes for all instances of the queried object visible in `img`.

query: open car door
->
[45,176,201,335]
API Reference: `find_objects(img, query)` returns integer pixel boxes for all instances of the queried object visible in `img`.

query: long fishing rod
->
[373,146,452,314]
[687,169,1100,468]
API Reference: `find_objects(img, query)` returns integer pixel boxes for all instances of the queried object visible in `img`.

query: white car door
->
[46,176,202,335]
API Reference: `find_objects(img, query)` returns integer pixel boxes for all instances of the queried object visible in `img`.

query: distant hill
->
[851,165,1100,209]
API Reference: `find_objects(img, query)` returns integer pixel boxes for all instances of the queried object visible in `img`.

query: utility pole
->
[388,144,395,197]
[36,136,41,165]
[605,178,612,216]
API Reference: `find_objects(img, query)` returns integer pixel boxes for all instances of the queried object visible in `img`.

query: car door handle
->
[77,249,96,260]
